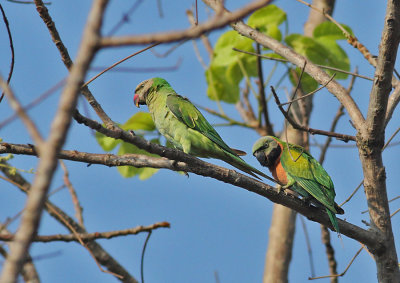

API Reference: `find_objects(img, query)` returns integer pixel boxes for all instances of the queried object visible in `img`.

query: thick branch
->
[364,0,400,139]
[100,0,272,47]
[357,1,400,282]
[0,143,381,251]
[0,1,109,282]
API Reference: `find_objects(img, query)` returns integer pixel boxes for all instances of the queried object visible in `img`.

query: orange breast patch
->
[270,161,288,185]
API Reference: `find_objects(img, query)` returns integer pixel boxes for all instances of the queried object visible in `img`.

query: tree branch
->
[270,86,356,142]
[0,222,170,243]
[33,0,114,127]
[100,0,272,47]
[0,142,382,252]
[203,0,365,133]
[0,160,138,283]
[0,1,109,282]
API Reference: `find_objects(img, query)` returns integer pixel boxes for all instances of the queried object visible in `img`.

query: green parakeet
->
[252,136,344,233]
[133,77,269,180]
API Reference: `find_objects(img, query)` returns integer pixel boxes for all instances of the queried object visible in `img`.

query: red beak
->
[133,93,140,108]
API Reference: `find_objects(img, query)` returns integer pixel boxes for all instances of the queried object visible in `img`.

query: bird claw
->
[276,185,287,195]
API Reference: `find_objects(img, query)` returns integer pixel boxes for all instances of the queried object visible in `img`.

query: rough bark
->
[357,0,400,281]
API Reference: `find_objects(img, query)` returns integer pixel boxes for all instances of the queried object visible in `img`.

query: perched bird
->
[252,136,344,233]
[133,77,270,180]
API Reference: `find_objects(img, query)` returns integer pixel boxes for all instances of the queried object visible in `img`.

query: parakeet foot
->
[276,185,287,195]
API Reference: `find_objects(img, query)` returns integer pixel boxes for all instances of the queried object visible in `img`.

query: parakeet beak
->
[133,93,140,108]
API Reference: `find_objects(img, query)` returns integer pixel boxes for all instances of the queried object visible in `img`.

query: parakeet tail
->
[222,152,272,181]
[335,203,345,215]
[326,208,340,235]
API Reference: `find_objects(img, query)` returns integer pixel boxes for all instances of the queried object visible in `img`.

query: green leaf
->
[213,31,255,66]
[265,24,282,42]
[313,22,353,41]
[205,64,240,103]
[289,69,319,94]
[138,168,159,180]
[95,131,121,152]
[248,5,286,33]
[206,30,259,104]
[116,139,160,179]
[285,32,350,82]
[122,112,155,131]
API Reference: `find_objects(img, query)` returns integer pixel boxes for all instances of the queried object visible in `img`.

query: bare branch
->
[0,141,382,251]
[385,81,400,127]
[364,1,400,139]
[232,48,374,81]
[270,86,356,142]
[59,160,84,226]
[33,0,114,127]
[0,161,138,282]
[100,0,272,47]
[0,3,15,103]
[0,222,170,242]
[82,43,160,88]
[201,0,365,130]
[0,75,44,146]
[0,1,109,281]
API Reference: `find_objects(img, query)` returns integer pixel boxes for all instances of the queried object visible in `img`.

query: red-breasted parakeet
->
[133,77,270,180]
[252,136,344,233]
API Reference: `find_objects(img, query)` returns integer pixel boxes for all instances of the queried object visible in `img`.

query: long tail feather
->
[223,152,275,182]
[326,208,340,235]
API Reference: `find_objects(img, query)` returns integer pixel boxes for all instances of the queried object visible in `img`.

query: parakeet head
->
[133,77,171,107]
[252,136,282,168]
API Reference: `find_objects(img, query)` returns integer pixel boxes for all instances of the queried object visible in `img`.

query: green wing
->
[166,94,238,156]
[280,144,337,213]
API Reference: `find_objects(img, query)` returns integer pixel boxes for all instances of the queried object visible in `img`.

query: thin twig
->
[390,207,400,218]
[232,48,374,81]
[256,42,273,135]
[0,222,170,242]
[340,180,363,207]
[280,74,336,106]
[270,86,356,142]
[34,0,114,127]
[82,43,160,88]
[296,0,377,68]
[59,160,84,226]
[90,58,182,73]
[319,69,357,164]
[196,104,254,129]
[309,247,363,280]
[0,75,44,146]
[0,3,15,103]
[300,216,315,277]
[141,231,152,283]
[0,77,66,130]
[101,0,273,46]
[106,0,144,36]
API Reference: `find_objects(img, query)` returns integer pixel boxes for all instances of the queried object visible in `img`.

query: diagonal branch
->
[100,0,272,47]
[0,161,138,283]
[203,0,365,132]
[34,0,114,127]
[0,1,109,282]
[270,86,356,142]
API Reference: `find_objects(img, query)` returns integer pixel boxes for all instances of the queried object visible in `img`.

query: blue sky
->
[0,1,398,282]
